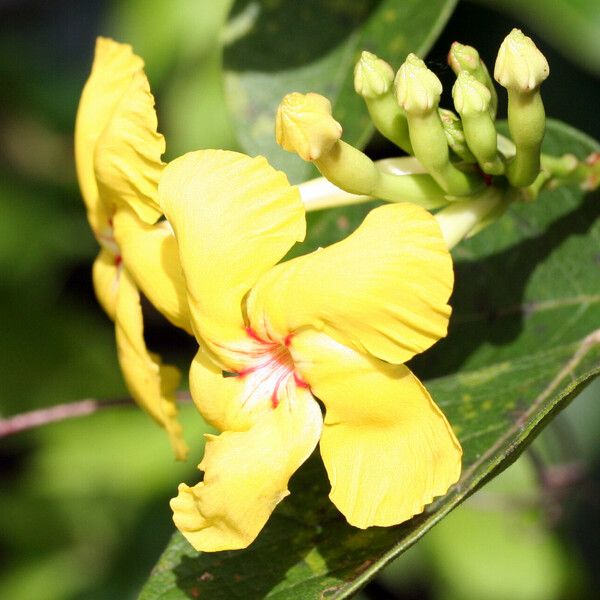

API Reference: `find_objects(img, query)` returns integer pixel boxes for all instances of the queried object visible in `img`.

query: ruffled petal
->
[75,37,144,234]
[291,330,462,529]
[247,202,453,365]
[112,205,192,334]
[171,385,322,551]
[94,69,164,225]
[115,267,188,460]
[159,150,305,368]
[92,249,119,320]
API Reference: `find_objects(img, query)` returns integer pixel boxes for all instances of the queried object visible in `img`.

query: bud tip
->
[394,53,442,115]
[354,50,394,98]
[276,92,343,161]
[494,28,549,91]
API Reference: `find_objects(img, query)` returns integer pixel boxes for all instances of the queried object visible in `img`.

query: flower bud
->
[448,42,481,75]
[494,30,549,187]
[354,51,394,99]
[452,71,491,116]
[354,50,412,153]
[494,28,549,92]
[276,92,342,161]
[438,108,476,163]
[449,42,498,119]
[452,73,503,175]
[394,54,482,196]
[395,53,442,115]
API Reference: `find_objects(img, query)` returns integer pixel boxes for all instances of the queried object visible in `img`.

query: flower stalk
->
[395,54,483,196]
[276,92,448,209]
[494,29,549,187]
[354,51,413,153]
[452,71,504,175]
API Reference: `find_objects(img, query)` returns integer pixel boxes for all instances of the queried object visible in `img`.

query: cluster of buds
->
[275,29,554,247]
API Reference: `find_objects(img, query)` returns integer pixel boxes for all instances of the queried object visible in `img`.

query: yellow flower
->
[160,150,463,551]
[75,37,192,460]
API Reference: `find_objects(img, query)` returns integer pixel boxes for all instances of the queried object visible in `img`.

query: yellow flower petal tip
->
[354,51,395,99]
[494,28,549,92]
[394,53,442,115]
[276,92,342,161]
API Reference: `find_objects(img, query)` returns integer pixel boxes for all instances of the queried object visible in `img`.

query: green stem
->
[506,88,545,187]
[365,92,413,154]
[462,113,504,175]
[314,141,448,209]
[407,111,484,196]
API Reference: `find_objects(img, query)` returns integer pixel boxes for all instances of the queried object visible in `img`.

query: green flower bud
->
[452,72,503,175]
[438,108,476,163]
[494,29,549,187]
[453,71,491,116]
[276,92,342,161]
[395,53,442,116]
[354,50,394,99]
[448,42,480,74]
[448,41,497,118]
[494,29,549,92]
[354,51,412,153]
[394,54,483,196]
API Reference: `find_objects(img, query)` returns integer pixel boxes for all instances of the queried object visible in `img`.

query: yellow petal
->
[92,249,119,320]
[94,68,165,225]
[248,202,453,365]
[171,385,322,551]
[115,268,188,460]
[112,205,192,334]
[291,330,462,528]
[75,37,144,234]
[188,348,269,432]
[159,150,305,368]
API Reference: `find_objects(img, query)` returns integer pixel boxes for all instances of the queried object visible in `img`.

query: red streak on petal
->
[270,385,281,408]
[233,327,311,410]
[114,255,122,267]
[237,362,262,377]
[245,326,271,345]
[294,373,309,389]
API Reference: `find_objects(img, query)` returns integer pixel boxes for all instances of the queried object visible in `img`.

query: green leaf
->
[424,459,575,600]
[140,120,600,599]
[225,0,457,182]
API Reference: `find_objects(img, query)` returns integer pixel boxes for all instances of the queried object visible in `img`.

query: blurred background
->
[0,0,599,598]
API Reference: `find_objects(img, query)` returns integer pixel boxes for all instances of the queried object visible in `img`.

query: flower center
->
[237,327,308,408]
